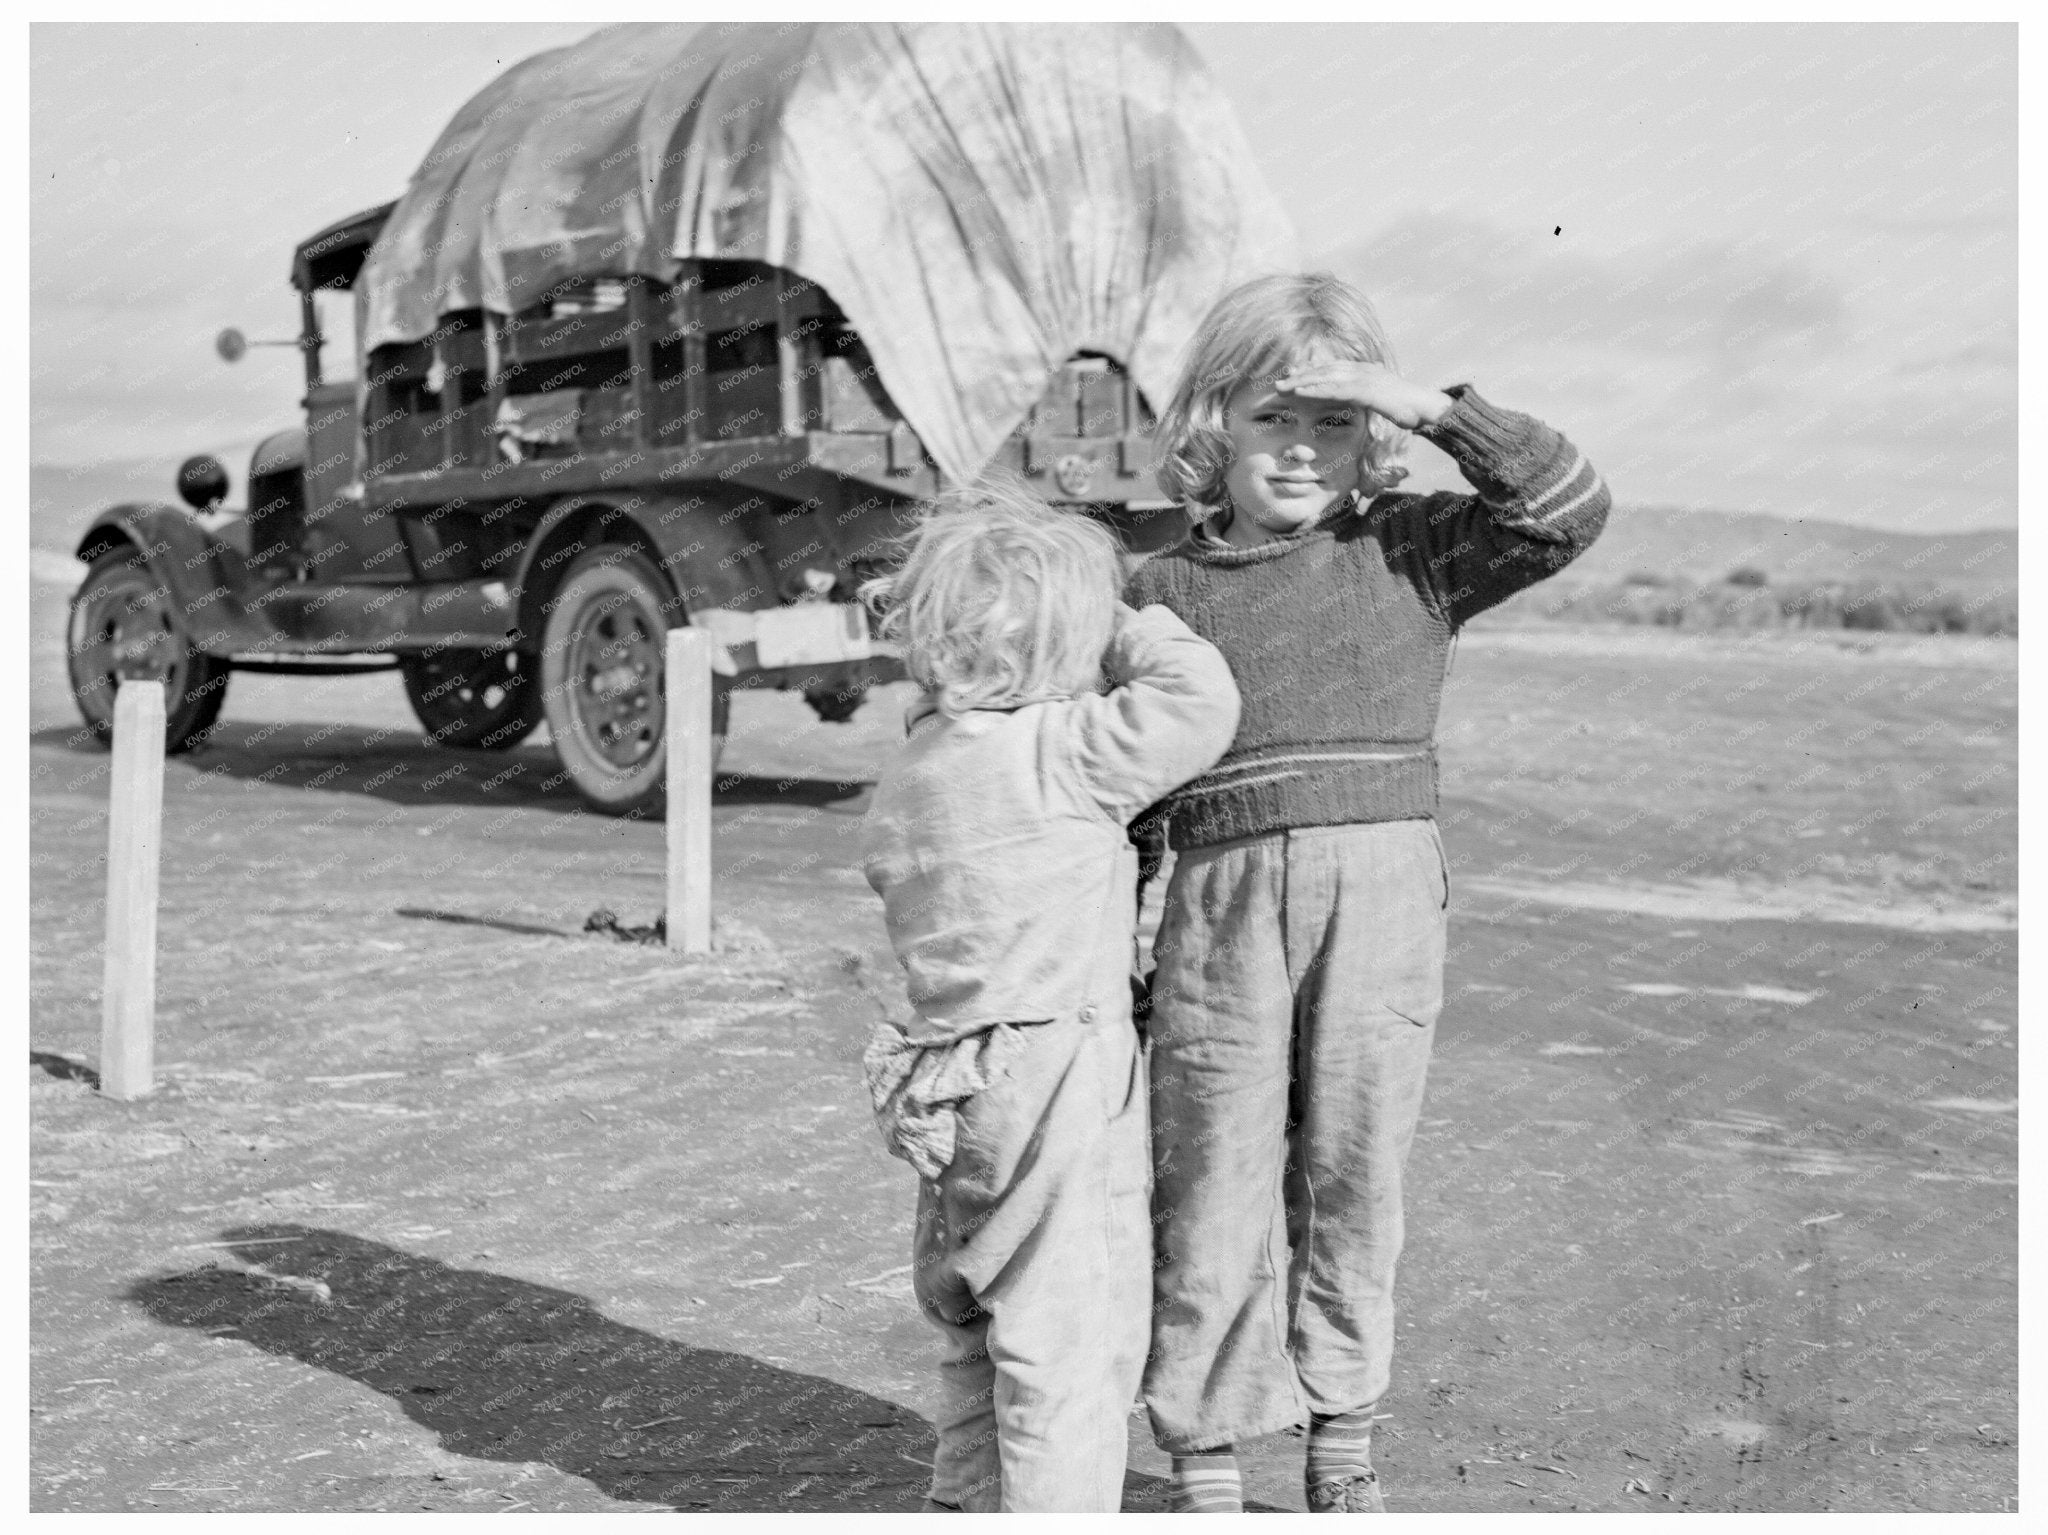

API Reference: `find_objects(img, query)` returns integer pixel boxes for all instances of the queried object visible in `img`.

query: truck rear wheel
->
[401,648,543,750]
[538,544,728,816]
[66,548,230,754]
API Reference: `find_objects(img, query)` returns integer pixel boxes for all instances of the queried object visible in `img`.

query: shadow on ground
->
[394,907,583,940]
[32,722,870,817]
[128,1226,931,1511]
[31,1050,99,1087]
[128,1226,1176,1512]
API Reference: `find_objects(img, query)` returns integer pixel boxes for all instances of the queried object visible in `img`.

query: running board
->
[226,655,405,675]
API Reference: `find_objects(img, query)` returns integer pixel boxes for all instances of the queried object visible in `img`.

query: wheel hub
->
[88,587,181,689]
[111,626,171,673]
[589,660,643,700]
[572,604,664,769]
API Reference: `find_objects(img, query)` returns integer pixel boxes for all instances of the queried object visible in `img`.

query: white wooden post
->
[100,678,166,1099]
[665,628,714,953]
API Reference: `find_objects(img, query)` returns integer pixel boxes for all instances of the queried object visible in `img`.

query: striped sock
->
[1306,1406,1377,1486]
[1169,1447,1242,1513]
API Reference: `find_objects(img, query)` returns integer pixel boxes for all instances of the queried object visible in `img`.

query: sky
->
[29,22,2016,531]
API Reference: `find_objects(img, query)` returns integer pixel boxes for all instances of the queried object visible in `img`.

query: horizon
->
[30,22,2016,534]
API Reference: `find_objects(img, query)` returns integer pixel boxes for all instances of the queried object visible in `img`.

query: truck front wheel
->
[66,548,230,754]
[538,544,728,816]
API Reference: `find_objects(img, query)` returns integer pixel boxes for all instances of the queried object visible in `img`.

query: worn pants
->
[913,1002,1152,1511]
[1144,819,1448,1453]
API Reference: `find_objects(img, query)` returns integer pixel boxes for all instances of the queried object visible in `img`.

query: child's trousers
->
[912,1002,1151,1511]
[1143,819,1448,1453]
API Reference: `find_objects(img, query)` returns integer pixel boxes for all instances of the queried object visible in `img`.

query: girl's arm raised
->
[1392,386,1611,626]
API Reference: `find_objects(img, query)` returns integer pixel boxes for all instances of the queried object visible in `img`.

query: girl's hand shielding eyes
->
[1272,362,1454,432]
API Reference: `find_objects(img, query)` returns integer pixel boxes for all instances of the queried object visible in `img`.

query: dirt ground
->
[28,566,2018,1513]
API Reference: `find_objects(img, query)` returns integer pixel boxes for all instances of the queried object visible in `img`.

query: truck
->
[65,21,1295,813]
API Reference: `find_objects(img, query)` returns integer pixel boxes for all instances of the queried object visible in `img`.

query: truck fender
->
[72,503,275,657]
[509,489,794,643]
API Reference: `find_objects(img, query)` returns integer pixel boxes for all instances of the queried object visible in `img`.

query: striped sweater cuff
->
[1416,384,1537,470]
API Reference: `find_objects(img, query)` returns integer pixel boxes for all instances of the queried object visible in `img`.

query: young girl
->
[858,479,1241,1512]
[1127,273,1610,1513]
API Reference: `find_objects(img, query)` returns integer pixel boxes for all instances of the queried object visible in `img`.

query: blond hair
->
[1153,271,1410,517]
[860,476,1121,719]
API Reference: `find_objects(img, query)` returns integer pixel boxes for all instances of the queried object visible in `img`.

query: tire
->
[401,647,543,750]
[537,544,729,816]
[66,548,230,754]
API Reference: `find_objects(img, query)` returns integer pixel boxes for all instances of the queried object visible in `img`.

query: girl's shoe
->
[1306,1470,1386,1513]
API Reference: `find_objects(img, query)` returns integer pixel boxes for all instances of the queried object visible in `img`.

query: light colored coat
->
[860,603,1240,1177]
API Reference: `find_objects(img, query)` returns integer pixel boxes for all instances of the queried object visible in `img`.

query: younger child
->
[1128,273,1611,1513]
[858,479,1241,1512]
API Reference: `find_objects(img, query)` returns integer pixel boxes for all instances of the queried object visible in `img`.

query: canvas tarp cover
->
[357,21,1299,485]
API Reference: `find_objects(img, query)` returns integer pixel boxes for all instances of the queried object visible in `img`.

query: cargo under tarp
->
[357,21,1298,486]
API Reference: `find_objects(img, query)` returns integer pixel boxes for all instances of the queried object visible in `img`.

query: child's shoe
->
[1305,1408,1384,1512]
[1305,1469,1385,1512]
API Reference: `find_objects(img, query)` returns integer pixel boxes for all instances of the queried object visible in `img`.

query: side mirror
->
[177,455,230,511]
[216,327,248,364]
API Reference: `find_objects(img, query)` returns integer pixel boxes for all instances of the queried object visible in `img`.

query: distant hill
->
[31,452,258,556]
[31,462,2015,597]
[1555,503,2013,593]
[35,457,190,556]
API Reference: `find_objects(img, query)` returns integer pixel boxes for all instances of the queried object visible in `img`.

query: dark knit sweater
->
[1124,385,1609,851]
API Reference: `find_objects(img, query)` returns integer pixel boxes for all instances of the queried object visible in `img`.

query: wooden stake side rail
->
[360,429,1161,513]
